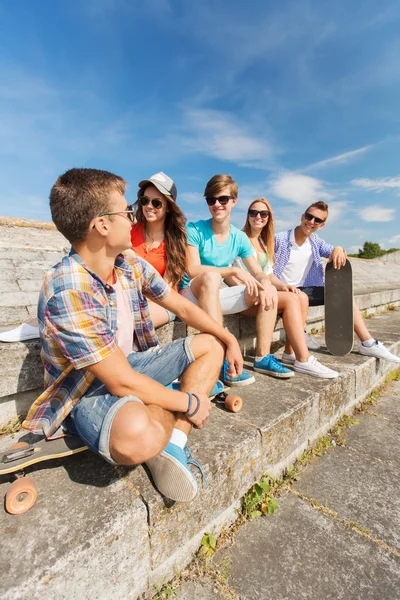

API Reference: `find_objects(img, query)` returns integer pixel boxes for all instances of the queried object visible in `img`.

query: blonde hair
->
[243,198,274,264]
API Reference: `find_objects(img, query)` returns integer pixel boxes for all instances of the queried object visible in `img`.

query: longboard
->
[1,435,88,515]
[325,260,354,356]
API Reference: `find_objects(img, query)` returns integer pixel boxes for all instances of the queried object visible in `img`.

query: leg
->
[188,272,223,323]
[110,402,174,465]
[241,287,278,357]
[278,292,309,362]
[353,300,371,342]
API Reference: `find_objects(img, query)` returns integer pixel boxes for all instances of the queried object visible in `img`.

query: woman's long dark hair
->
[135,187,187,288]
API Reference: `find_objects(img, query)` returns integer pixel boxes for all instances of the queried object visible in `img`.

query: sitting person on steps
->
[22,167,243,503]
[179,173,293,383]
[274,200,400,364]
[235,198,338,378]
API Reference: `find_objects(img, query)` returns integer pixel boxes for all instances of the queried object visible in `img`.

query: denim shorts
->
[64,337,195,465]
[298,286,325,307]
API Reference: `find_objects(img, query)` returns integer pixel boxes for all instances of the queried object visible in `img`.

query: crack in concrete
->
[290,488,400,558]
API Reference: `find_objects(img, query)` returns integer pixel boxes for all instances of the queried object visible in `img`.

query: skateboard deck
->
[0,434,88,476]
[1,435,88,515]
[325,259,354,356]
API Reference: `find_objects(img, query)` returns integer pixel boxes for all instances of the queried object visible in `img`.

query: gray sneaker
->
[359,341,400,363]
[304,331,321,351]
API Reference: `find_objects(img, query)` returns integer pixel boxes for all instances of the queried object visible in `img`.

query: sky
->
[0,0,399,252]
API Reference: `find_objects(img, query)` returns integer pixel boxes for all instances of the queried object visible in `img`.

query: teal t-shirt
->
[180,219,254,290]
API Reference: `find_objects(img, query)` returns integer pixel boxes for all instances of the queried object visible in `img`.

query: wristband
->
[184,392,200,418]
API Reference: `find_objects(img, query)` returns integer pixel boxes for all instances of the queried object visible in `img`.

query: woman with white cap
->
[130,171,187,327]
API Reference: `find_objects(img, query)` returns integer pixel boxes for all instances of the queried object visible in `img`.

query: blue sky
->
[0,0,399,252]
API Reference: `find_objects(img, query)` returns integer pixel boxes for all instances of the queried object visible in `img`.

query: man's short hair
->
[204,174,238,199]
[50,168,127,243]
[305,200,329,215]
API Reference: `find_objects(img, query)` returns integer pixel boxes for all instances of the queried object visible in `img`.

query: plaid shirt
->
[274,229,334,287]
[23,249,170,438]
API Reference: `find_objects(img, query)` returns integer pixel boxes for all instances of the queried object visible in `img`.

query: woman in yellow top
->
[236,198,338,378]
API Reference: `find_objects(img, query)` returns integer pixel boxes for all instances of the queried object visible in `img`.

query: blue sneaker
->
[254,354,294,379]
[220,359,255,387]
[146,443,206,502]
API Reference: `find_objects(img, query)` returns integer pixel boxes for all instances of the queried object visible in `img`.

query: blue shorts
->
[64,337,195,465]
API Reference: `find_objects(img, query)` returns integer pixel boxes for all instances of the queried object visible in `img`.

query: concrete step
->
[0,310,399,600]
[1,288,399,429]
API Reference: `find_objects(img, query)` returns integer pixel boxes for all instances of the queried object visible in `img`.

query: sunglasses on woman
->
[140,196,164,209]
[304,212,325,225]
[248,209,270,218]
[205,195,234,206]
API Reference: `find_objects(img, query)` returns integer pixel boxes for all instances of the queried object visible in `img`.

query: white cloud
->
[271,172,333,206]
[174,108,273,169]
[350,245,362,254]
[305,145,372,171]
[358,204,396,222]
[352,176,400,195]
[389,234,400,244]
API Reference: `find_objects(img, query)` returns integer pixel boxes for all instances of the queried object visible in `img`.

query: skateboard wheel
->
[224,394,243,413]
[5,478,37,515]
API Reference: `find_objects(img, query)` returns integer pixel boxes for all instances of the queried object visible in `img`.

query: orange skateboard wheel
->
[5,478,37,515]
[224,394,243,413]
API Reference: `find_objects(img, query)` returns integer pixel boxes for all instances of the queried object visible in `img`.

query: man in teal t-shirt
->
[180,174,293,384]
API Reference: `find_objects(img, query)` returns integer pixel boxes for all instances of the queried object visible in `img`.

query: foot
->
[146,443,205,502]
[294,355,339,378]
[0,323,40,343]
[254,354,294,379]
[359,340,400,363]
[281,351,296,366]
[220,359,255,387]
[305,331,321,351]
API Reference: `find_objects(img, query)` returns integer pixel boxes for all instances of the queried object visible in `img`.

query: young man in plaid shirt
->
[23,168,243,502]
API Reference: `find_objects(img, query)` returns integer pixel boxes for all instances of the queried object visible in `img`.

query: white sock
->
[255,355,268,362]
[362,338,376,348]
[169,428,188,449]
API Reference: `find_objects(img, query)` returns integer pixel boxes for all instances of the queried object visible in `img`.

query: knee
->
[191,332,225,362]
[198,271,222,293]
[299,291,309,309]
[110,410,170,465]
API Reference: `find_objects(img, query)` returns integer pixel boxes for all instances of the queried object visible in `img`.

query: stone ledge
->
[0,310,399,599]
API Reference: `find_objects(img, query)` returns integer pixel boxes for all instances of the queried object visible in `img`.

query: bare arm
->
[158,289,243,377]
[85,349,210,428]
[186,245,239,280]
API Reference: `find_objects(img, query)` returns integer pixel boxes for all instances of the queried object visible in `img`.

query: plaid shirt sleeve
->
[45,289,118,370]
[139,258,171,302]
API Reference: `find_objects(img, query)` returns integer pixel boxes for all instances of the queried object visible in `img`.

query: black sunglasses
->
[248,209,270,218]
[99,204,135,223]
[304,211,325,225]
[205,195,234,206]
[140,196,164,209]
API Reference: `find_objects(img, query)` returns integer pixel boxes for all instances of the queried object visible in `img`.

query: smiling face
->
[248,201,270,234]
[207,185,237,223]
[140,184,169,225]
[300,206,328,236]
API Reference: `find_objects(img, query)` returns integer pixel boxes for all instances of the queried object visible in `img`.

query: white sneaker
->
[0,323,40,343]
[294,355,339,379]
[359,341,400,363]
[282,352,296,365]
[305,331,321,351]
